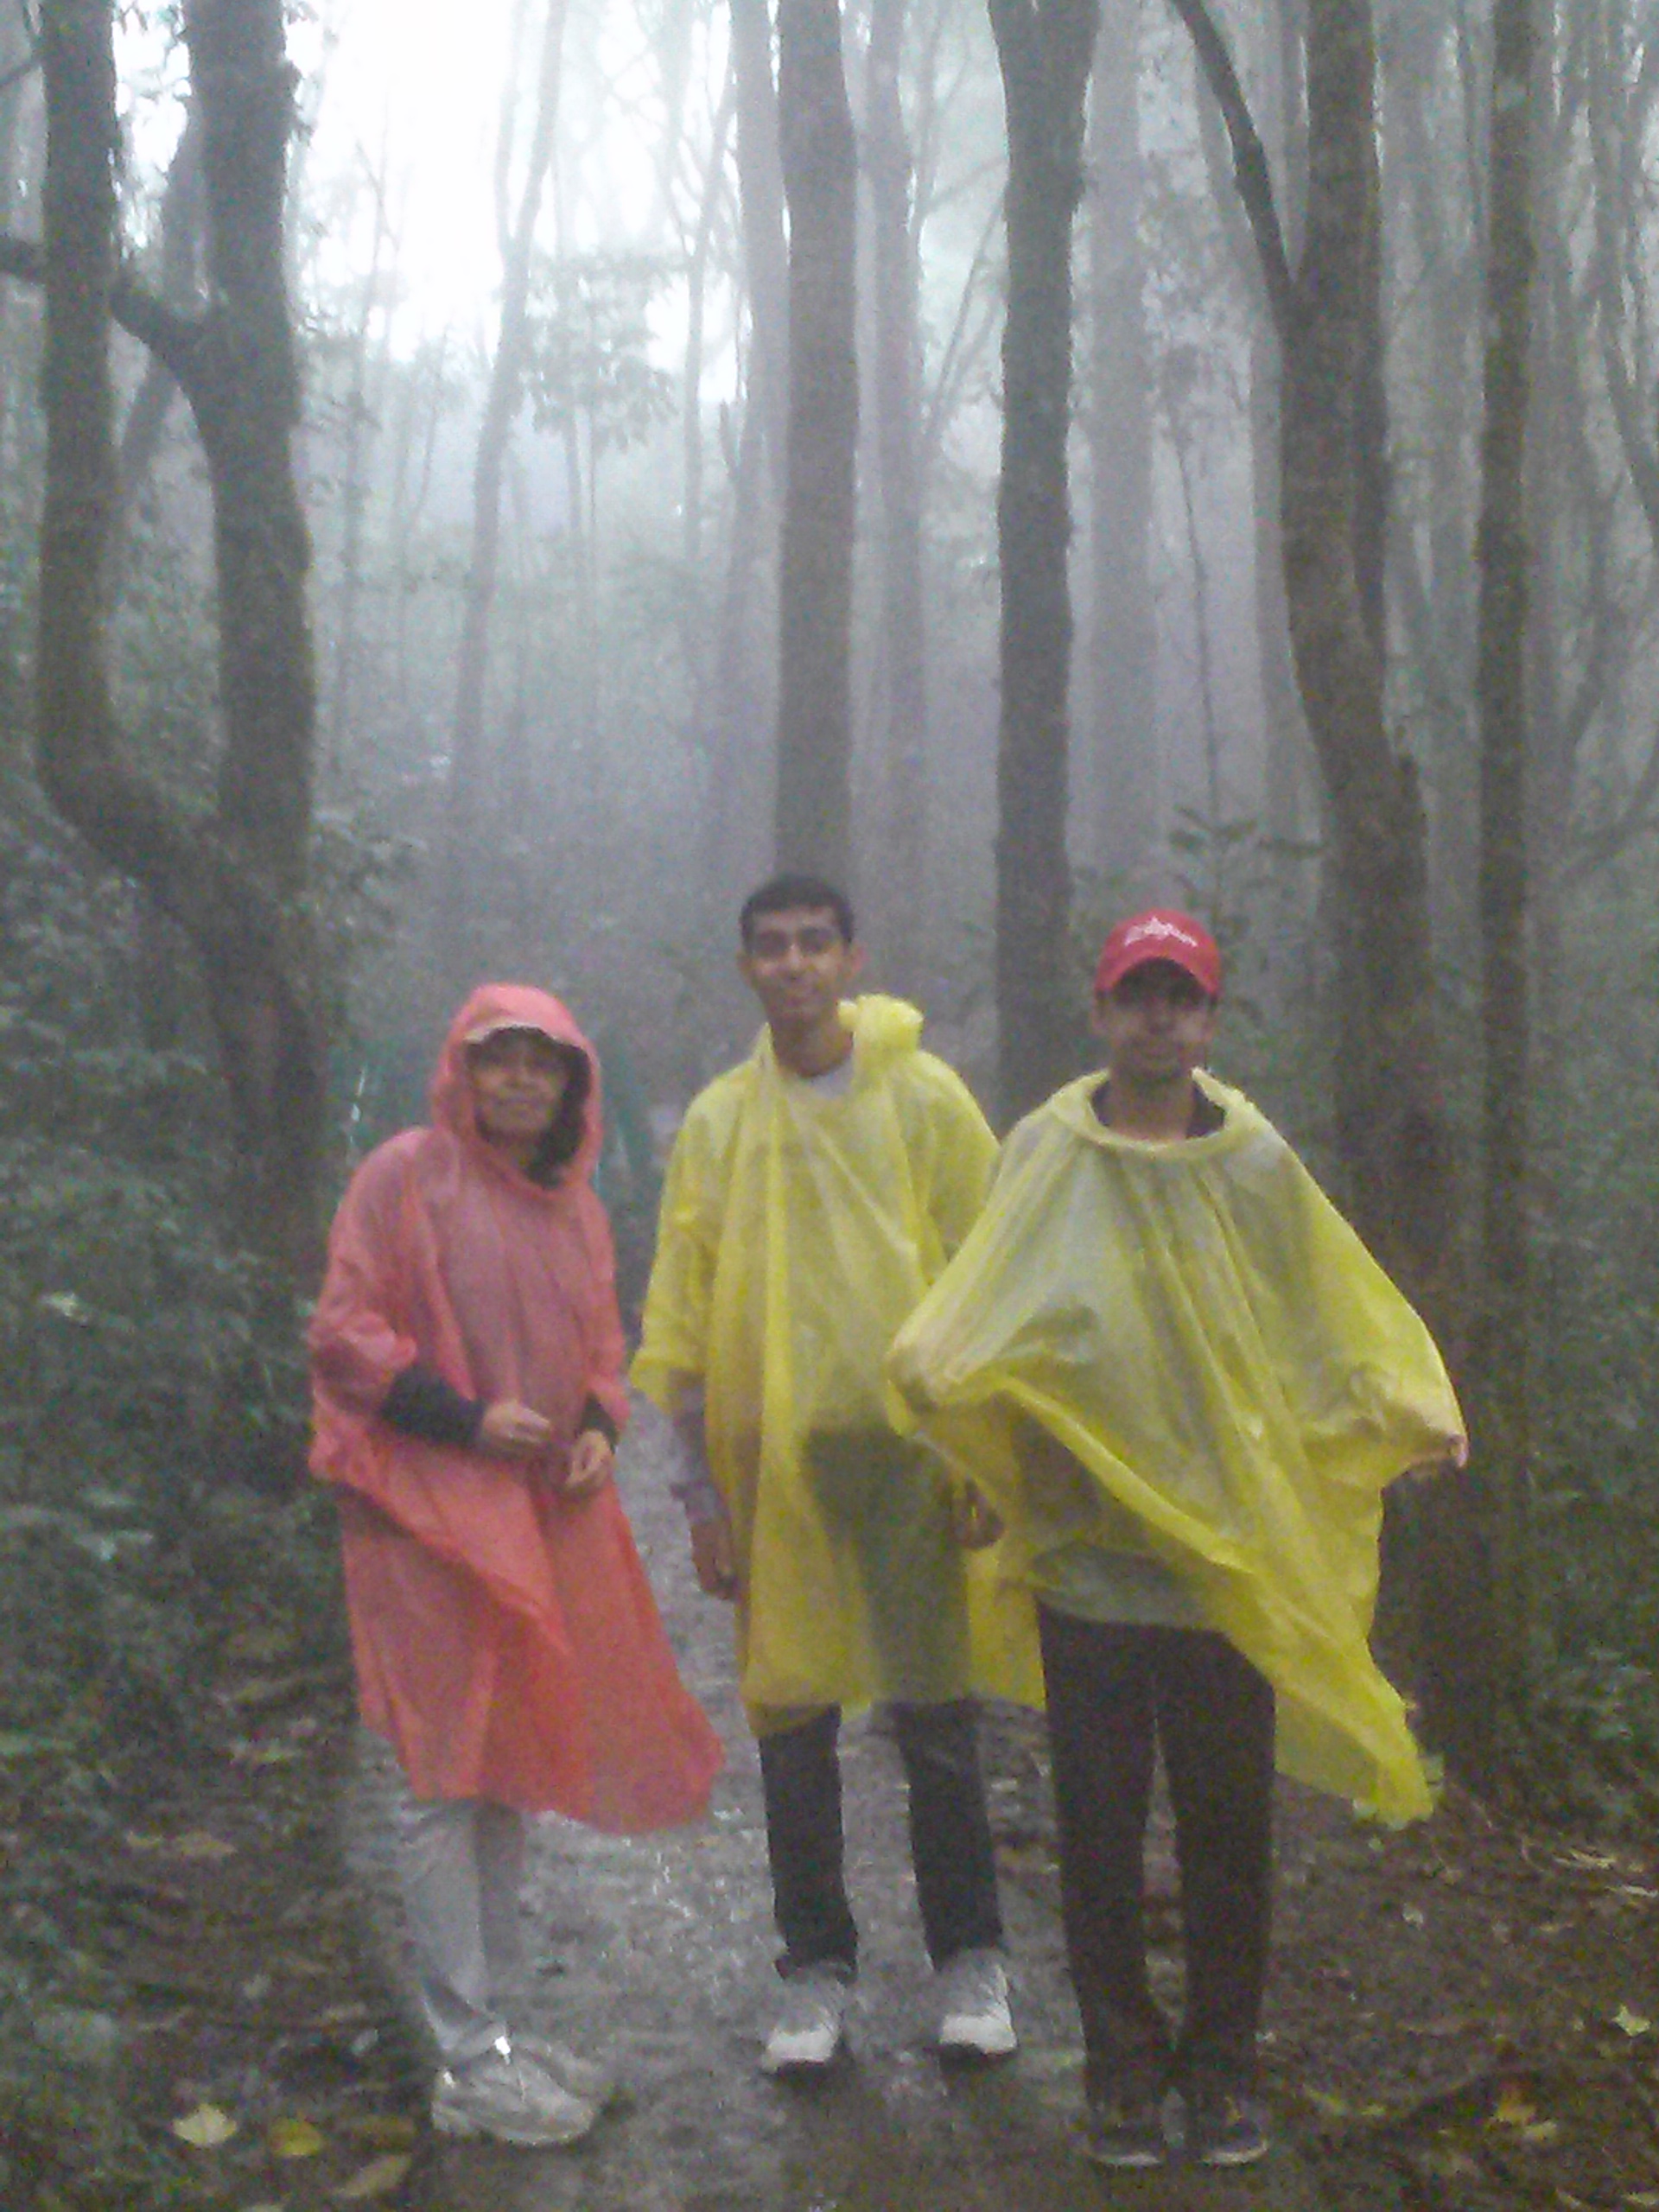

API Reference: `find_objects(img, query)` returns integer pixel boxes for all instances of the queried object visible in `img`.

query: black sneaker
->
[1185,2082,1270,2166]
[1084,2091,1168,2169]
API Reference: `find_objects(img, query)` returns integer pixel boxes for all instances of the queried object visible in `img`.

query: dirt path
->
[357,1439,1327,2212]
[23,1423,1650,2209]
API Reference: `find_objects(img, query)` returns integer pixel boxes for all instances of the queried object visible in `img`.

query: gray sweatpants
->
[390,1784,528,2067]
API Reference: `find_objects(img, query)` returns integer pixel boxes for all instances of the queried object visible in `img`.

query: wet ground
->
[353,1441,1324,2211]
[15,1423,1652,2209]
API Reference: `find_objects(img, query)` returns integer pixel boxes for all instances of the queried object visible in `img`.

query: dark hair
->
[527,1044,592,1185]
[739,873,855,948]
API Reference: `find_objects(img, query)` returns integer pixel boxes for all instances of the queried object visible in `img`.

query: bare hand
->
[479,1400,555,1459]
[690,1516,741,1601]
[565,1429,615,1497]
[951,1483,1002,1550]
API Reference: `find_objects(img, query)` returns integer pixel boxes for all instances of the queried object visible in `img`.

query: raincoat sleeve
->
[308,1138,426,1424]
[631,1092,730,1416]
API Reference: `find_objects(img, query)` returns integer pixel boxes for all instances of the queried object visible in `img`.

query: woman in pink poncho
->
[310,984,722,2147]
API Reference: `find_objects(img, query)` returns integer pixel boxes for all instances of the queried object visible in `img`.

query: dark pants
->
[1037,1606,1275,2101]
[756,1700,1002,1978]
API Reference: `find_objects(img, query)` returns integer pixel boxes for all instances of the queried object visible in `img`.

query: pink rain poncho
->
[309,984,721,1830]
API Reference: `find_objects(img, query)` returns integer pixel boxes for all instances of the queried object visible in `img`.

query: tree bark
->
[1085,0,1157,882]
[864,0,928,982]
[1469,0,1541,1753]
[989,0,1097,1120]
[773,0,859,886]
[33,0,324,1288]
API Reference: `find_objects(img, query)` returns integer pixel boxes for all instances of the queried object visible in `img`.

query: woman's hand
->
[565,1428,615,1497]
[479,1400,555,1458]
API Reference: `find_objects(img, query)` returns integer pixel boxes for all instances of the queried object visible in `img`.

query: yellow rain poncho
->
[633,996,1042,1719]
[887,1072,1464,1824]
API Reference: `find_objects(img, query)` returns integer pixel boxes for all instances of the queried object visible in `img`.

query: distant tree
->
[1084,0,1157,883]
[1468,0,1541,1753]
[864,0,929,984]
[702,0,790,902]
[773,0,859,885]
[439,0,567,993]
[988,0,1098,1118]
[6,0,325,1290]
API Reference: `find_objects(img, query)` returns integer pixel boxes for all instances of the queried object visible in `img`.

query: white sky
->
[118,0,683,353]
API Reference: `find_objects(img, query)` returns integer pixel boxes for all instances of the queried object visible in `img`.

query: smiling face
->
[738,904,865,1058]
[466,1028,573,1162]
[1092,960,1217,1093]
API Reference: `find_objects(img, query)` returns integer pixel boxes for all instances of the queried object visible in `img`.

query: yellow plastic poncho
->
[887,1072,1465,1824]
[632,996,1043,1720]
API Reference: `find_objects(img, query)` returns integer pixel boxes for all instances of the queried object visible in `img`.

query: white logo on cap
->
[1124,917,1199,950]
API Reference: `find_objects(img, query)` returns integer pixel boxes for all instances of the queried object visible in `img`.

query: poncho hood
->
[429,982,603,1187]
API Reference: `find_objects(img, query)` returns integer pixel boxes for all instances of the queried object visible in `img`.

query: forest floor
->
[3,1432,1656,2212]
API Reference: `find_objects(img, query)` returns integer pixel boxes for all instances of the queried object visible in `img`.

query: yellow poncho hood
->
[888,1072,1464,1822]
[634,995,1041,1716]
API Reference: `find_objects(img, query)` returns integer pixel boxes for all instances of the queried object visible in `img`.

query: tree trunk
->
[439,0,566,990]
[865,0,928,982]
[730,0,791,486]
[1166,0,1505,1784]
[989,0,1097,1121]
[1468,0,1541,1754]
[773,0,859,886]
[700,0,791,910]
[1085,0,1157,884]
[35,0,325,1290]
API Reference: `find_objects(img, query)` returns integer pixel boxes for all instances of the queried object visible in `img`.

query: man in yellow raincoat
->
[888,910,1465,2171]
[633,874,1032,2076]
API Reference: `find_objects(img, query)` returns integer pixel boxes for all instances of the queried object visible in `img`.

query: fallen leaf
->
[335,2152,413,2200]
[1303,2087,1351,2117]
[269,2116,327,2158]
[1522,2120,1562,2145]
[1613,2005,1652,2037]
[342,2113,416,2148]
[174,1829,237,1861]
[1421,2145,1481,2178]
[1491,2081,1537,2128]
[1402,1904,1426,1927]
[171,2102,238,2148]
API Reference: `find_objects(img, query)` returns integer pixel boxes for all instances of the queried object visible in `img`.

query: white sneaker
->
[430,2037,599,2145]
[760,1967,849,2075]
[511,2031,617,2108]
[936,1948,1017,2060]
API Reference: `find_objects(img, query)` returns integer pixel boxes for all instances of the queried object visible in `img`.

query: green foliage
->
[524,249,677,456]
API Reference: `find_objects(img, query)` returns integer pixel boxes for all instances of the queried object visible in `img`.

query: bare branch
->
[1161,0,1296,345]
[0,229,207,396]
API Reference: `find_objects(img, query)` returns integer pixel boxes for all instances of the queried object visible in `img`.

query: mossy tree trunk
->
[27,0,324,1291]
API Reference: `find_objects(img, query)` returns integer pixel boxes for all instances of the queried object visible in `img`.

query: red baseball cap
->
[1094,910,1221,1000]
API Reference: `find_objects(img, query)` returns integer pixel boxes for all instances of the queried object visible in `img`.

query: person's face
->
[739,906,865,1033]
[467,1029,571,1151]
[1092,961,1217,1087]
